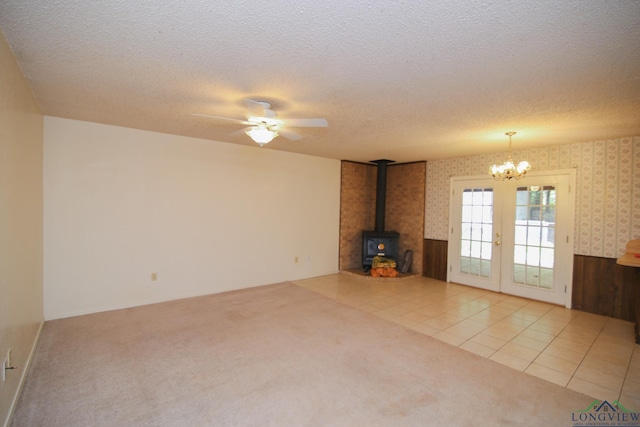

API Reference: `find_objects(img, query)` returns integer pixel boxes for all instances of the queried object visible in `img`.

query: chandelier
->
[490,131,531,180]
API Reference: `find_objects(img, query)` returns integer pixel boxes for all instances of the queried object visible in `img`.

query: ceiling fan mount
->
[192,99,328,146]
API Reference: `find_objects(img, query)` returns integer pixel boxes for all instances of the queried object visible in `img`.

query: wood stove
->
[362,230,399,270]
[362,159,400,271]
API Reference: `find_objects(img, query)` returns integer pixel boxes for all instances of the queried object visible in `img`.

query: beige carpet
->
[12,282,591,426]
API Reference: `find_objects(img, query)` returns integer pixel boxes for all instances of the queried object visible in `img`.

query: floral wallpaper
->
[425,136,640,258]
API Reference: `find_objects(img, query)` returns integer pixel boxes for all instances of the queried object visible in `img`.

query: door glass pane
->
[540,268,553,289]
[461,224,471,240]
[471,225,482,241]
[470,240,481,258]
[526,266,540,286]
[514,245,526,264]
[516,206,528,221]
[482,205,492,222]
[514,226,527,245]
[526,247,540,265]
[527,225,541,245]
[460,257,470,274]
[481,224,493,242]
[513,265,525,284]
[540,248,554,268]
[513,186,556,289]
[459,188,493,279]
[483,191,493,205]
[480,260,491,277]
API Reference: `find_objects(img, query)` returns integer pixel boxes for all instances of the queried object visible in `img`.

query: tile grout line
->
[457,299,555,374]
[563,319,622,397]
[521,311,594,387]
[616,321,636,403]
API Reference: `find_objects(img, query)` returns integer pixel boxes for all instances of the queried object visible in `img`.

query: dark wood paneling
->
[618,267,640,322]
[422,239,448,281]
[572,255,616,317]
[572,254,639,322]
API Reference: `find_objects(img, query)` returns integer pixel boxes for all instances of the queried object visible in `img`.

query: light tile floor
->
[293,273,640,408]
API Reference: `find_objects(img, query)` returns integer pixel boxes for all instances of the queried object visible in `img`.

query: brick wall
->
[386,162,426,274]
[339,160,426,273]
[339,161,377,270]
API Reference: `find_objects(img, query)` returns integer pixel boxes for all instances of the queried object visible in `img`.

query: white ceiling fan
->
[192,99,328,146]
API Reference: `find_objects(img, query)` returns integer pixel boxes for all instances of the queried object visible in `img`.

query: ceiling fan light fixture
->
[193,99,326,145]
[490,131,531,180]
[245,127,278,146]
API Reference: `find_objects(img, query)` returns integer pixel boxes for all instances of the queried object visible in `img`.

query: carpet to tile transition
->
[12,282,593,426]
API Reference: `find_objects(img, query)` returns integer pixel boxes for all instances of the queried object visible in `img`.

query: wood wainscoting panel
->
[572,254,638,322]
[422,239,448,281]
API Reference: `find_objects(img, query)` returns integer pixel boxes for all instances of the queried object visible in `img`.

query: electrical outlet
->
[151,272,157,281]
[294,256,298,263]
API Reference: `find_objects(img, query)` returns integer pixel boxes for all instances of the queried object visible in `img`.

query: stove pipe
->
[371,159,394,232]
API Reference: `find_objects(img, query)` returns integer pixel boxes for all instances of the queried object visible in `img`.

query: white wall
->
[44,118,340,319]
[0,31,43,426]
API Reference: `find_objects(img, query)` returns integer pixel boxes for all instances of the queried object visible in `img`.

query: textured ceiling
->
[1,0,639,163]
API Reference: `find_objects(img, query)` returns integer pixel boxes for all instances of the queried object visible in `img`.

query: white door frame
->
[447,170,576,308]
[447,177,503,292]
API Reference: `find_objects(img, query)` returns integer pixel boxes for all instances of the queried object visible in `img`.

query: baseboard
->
[3,320,44,427]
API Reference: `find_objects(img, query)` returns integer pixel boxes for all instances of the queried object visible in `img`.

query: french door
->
[447,171,575,307]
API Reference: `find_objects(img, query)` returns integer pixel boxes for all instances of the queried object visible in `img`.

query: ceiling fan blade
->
[191,113,250,125]
[263,109,278,119]
[229,126,253,137]
[278,129,303,141]
[244,98,270,110]
[243,99,276,119]
[281,118,328,128]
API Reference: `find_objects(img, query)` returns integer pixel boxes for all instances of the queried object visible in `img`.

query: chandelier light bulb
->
[490,132,531,181]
